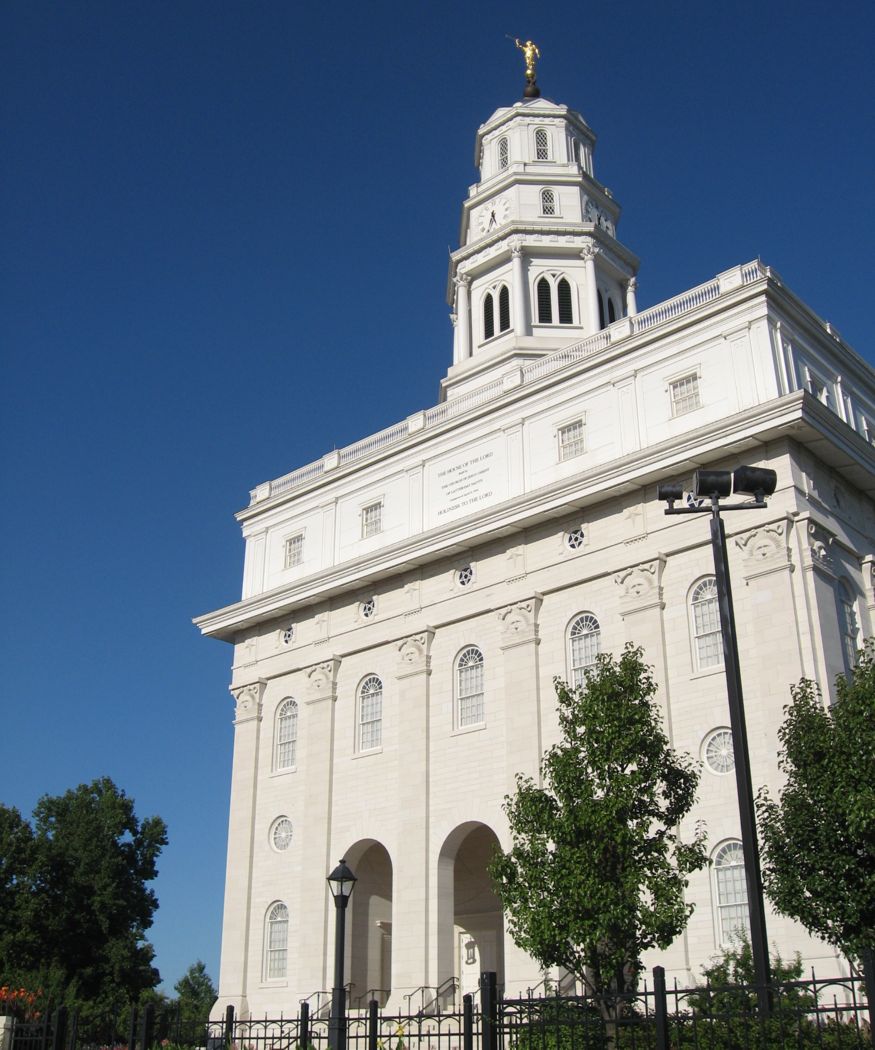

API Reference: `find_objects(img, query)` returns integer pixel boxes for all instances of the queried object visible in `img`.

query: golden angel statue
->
[515,38,541,81]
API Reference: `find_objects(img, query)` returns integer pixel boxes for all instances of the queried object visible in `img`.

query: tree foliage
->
[756,640,875,968]
[0,777,167,1021]
[489,645,707,1017]
[173,960,217,1024]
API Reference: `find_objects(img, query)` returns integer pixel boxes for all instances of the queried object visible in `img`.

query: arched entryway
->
[437,823,504,998]
[344,839,393,1007]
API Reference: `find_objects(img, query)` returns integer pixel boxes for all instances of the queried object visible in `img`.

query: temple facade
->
[195,83,875,1019]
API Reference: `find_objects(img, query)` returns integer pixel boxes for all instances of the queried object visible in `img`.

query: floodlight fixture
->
[733,466,777,500]
[693,469,732,499]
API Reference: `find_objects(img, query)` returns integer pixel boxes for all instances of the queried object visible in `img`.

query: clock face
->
[476,196,511,234]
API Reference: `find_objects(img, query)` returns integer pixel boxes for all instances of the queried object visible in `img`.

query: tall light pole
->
[327,858,357,1050]
[658,465,777,1019]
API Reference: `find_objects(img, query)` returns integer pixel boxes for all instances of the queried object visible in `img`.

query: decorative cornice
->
[395,629,435,678]
[497,595,542,648]
[614,557,665,615]
[304,658,341,704]
[231,680,266,725]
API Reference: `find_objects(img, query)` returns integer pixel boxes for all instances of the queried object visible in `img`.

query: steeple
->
[444,70,639,399]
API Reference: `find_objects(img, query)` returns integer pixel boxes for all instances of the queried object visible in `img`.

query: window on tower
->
[482,284,510,341]
[534,128,550,161]
[498,137,509,170]
[540,188,556,216]
[535,273,575,326]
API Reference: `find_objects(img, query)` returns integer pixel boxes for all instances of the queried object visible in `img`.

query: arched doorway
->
[344,840,393,1007]
[437,823,504,999]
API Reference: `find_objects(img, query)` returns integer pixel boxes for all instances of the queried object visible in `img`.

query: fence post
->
[140,1005,155,1050]
[367,1000,378,1050]
[652,967,669,1050]
[51,1007,68,1050]
[128,1007,139,1050]
[862,948,875,1049]
[463,994,473,1050]
[300,1002,310,1050]
[223,1005,235,1050]
[480,972,498,1050]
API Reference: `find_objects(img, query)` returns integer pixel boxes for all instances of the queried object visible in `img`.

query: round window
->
[271,817,293,851]
[703,728,735,774]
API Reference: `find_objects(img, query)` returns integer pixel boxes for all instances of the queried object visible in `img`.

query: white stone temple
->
[195,77,875,1020]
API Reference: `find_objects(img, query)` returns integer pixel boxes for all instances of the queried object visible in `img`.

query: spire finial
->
[513,37,541,98]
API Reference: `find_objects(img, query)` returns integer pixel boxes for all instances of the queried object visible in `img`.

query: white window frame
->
[712,841,750,947]
[481,282,511,342]
[557,417,586,462]
[702,727,735,775]
[690,577,723,672]
[270,816,293,852]
[273,698,298,772]
[283,531,304,569]
[668,370,702,417]
[540,188,558,216]
[361,499,383,539]
[456,646,485,728]
[568,613,601,687]
[357,675,383,752]
[264,901,289,980]
[497,136,509,171]
[534,127,551,161]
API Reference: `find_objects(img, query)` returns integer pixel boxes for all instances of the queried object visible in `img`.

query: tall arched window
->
[597,290,606,329]
[535,273,575,325]
[568,614,601,687]
[483,291,495,340]
[498,285,510,331]
[457,647,485,727]
[540,188,556,216]
[358,675,383,751]
[482,284,510,341]
[837,580,860,675]
[498,137,509,170]
[557,278,573,324]
[264,902,289,979]
[690,578,722,671]
[534,128,550,161]
[607,297,617,323]
[713,842,750,946]
[274,699,298,771]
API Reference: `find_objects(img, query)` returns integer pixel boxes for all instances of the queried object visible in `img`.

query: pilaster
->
[581,242,600,334]
[392,630,435,1000]
[454,274,472,361]
[216,679,266,1019]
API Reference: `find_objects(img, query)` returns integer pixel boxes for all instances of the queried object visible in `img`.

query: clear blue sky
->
[2,0,873,995]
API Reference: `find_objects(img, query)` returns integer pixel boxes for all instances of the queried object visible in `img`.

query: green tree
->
[756,640,875,970]
[173,960,217,1023]
[489,645,708,1021]
[0,777,167,1024]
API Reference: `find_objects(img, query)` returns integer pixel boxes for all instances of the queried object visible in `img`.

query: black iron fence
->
[9,967,872,1050]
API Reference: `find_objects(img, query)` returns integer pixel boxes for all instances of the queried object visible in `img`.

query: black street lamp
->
[658,465,777,1019]
[327,858,357,1050]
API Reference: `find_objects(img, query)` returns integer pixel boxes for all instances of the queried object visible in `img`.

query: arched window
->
[483,291,495,340]
[498,137,509,170]
[713,842,750,946]
[274,699,298,771]
[358,675,383,751]
[482,284,510,341]
[456,647,485,727]
[568,614,601,687]
[557,278,573,324]
[535,273,575,326]
[534,128,550,161]
[837,580,860,675]
[540,188,556,216]
[264,902,289,979]
[498,285,510,331]
[598,290,606,329]
[608,297,617,323]
[690,578,722,671]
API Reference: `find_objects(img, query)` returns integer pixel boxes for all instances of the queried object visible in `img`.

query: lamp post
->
[658,465,777,1019]
[327,858,357,1050]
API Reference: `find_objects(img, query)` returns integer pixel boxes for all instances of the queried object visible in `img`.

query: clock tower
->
[444,92,639,399]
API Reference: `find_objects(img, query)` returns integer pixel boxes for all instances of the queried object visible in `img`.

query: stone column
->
[580,242,600,334]
[450,312,459,365]
[216,679,266,1019]
[297,658,341,995]
[454,274,472,361]
[511,241,528,337]
[626,276,638,317]
[496,597,544,994]
[392,630,434,1004]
